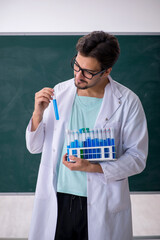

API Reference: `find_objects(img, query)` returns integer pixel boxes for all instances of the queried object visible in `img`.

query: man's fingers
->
[36,88,54,101]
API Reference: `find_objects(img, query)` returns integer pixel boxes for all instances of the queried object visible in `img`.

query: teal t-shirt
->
[57,94,103,197]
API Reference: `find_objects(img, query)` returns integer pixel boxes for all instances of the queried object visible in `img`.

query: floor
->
[0,193,160,239]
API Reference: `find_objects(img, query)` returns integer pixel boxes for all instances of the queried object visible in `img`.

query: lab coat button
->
[105,118,108,121]
[53,148,55,152]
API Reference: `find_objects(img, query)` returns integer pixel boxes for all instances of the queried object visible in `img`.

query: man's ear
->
[105,68,112,75]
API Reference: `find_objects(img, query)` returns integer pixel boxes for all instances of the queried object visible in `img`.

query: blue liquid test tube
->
[73,130,79,148]
[98,129,103,158]
[102,129,108,158]
[94,129,100,158]
[102,129,107,146]
[53,92,59,120]
[73,130,79,157]
[107,128,112,159]
[105,129,111,158]
[79,129,84,159]
[82,128,87,159]
[106,128,111,146]
[86,128,91,159]
[110,127,116,159]
[70,131,76,161]
[90,130,96,159]
[70,131,74,148]
[66,129,71,161]
[98,129,103,146]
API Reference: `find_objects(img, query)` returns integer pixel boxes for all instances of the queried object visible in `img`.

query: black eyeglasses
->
[71,56,106,80]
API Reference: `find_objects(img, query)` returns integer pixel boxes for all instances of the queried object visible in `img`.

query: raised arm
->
[26,87,54,154]
[31,88,54,131]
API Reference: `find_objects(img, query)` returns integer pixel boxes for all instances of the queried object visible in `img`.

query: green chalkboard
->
[0,35,159,192]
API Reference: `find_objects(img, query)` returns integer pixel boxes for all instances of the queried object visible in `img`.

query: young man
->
[26,31,148,240]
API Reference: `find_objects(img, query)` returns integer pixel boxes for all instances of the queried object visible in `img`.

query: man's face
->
[74,53,106,90]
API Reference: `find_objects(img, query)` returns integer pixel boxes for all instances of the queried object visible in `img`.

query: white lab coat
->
[26,76,148,240]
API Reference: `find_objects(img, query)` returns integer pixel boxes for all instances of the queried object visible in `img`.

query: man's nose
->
[76,69,84,78]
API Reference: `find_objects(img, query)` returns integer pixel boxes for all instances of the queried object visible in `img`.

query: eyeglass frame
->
[71,55,107,80]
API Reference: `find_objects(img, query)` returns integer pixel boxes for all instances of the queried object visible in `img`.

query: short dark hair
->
[76,31,120,70]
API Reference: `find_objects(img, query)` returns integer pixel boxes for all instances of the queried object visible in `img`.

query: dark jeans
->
[55,192,88,240]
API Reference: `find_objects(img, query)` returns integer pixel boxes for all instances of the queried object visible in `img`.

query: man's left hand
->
[62,153,103,173]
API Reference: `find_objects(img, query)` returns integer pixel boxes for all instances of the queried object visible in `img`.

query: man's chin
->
[74,80,88,90]
[75,83,88,90]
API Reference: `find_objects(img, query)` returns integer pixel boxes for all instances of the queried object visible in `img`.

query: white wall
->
[0,0,160,33]
[0,194,160,238]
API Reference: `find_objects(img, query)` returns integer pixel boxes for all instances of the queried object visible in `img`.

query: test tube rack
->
[67,145,116,162]
[66,127,117,162]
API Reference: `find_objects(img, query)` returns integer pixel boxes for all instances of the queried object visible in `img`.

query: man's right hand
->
[31,88,54,131]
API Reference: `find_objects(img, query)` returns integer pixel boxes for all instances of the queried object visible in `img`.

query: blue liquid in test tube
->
[110,127,116,159]
[106,129,111,146]
[98,129,103,158]
[86,128,91,159]
[79,129,84,159]
[107,128,112,159]
[105,129,111,158]
[66,129,71,161]
[73,130,79,157]
[102,129,108,158]
[94,129,100,158]
[90,130,96,159]
[70,131,76,158]
[102,129,107,146]
[53,92,59,120]
[73,130,79,148]
[82,128,87,159]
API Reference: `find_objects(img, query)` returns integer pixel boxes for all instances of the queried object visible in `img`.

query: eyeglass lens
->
[72,59,94,79]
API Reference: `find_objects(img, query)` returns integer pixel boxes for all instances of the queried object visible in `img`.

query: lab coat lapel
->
[95,76,122,128]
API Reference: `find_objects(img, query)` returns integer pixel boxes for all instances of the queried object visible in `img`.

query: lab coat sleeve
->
[25,117,45,154]
[25,82,61,155]
[99,97,148,183]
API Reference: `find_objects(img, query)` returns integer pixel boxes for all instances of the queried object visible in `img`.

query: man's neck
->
[77,78,109,98]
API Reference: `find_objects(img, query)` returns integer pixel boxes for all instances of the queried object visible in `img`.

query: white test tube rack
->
[67,145,116,162]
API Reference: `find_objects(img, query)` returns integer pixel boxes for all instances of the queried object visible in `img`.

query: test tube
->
[52,91,59,120]
[102,128,108,158]
[98,129,103,146]
[98,129,103,158]
[90,129,96,159]
[82,128,87,159]
[105,129,111,158]
[102,129,107,146]
[94,129,100,158]
[70,131,76,158]
[106,128,111,146]
[79,129,83,159]
[86,128,91,159]
[110,127,116,159]
[73,130,79,148]
[66,129,71,161]
[73,130,79,157]
[70,131,74,149]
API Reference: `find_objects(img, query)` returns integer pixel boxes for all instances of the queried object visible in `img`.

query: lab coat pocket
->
[107,178,131,213]
[35,163,53,200]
